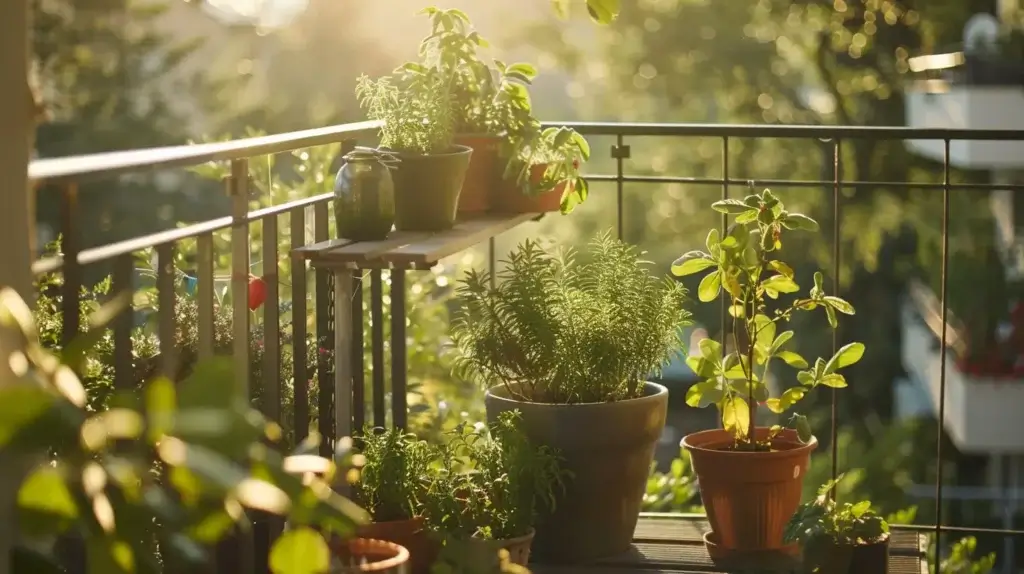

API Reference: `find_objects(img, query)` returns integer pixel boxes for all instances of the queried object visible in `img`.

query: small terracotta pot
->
[357,518,437,574]
[329,538,410,573]
[454,134,502,214]
[682,427,817,555]
[493,164,568,214]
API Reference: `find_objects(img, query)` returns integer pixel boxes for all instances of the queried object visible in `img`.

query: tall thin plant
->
[671,189,865,449]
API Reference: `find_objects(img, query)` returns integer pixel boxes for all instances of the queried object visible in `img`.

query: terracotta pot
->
[329,538,410,574]
[494,529,535,566]
[683,427,817,555]
[357,518,437,574]
[485,382,668,564]
[454,134,502,214]
[493,163,568,214]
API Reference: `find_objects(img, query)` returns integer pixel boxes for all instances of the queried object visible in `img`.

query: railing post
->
[0,2,35,574]
[229,159,251,398]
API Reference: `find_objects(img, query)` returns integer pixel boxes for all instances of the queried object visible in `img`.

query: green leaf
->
[819,374,848,388]
[824,296,855,315]
[768,260,794,278]
[760,275,800,294]
[851,500,871,518]
[18,467,78,538]
[585,0,620,24]
[825,342,866,373]
[781,213,819,231]
[671,251,716,277]
[777,351,809,369]
[797,371,816,386]
[735,210,758,224]
[793,414,813,443]
[698,338,723,362]
[753,314,776,351]
[722,396,750,438]
[770,331,794,354]
[705,228,721,254]
[712,199,754,214]
[685,380,722,408]
[269,527,330,574]
[88,538,134,574]
[825,306,838,329]
[685,356,718,379]
[0,386,56,450]
[765,387,806,414]
[698,271,722,302]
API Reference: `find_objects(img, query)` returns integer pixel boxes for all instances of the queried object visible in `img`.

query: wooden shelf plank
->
[531,516,925,574]
[292,212,542,270]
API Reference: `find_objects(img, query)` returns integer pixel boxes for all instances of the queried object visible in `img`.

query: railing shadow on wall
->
[28,120,1024,572]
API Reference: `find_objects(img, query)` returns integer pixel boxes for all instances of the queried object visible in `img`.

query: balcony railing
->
[28,121,1024,573]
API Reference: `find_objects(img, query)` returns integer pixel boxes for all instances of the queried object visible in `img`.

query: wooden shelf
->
[532,516,925,574]
[292,212,543,270]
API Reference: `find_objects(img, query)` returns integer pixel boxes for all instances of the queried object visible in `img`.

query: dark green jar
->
[333,150,396,241]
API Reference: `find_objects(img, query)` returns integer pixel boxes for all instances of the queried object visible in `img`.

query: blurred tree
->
[31,0,247,257]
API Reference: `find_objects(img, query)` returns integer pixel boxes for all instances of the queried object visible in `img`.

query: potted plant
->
[355,60,471,232]
[450,232,691,563]
[424,411,565,568]
[330,538,411,574]
[354,426,439,574]
[670,188,865,560]
[495,126,590,215]
[784,475,890,573]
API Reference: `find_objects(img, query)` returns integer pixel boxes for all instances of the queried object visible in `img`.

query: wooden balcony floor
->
[531,516,925,574]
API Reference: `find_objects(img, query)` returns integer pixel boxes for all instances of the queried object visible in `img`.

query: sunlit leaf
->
[721,396,750,437]
[698,271,722,302]
[670,251,715,277]
[269,527,330,574]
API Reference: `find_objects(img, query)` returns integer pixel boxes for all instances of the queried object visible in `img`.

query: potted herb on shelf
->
[784,475,890,574]
[670,189,865,561]
[330,538,411,574]
[496,126,591,215]
[424,411,565,569]
[356,62,470,232]
[450,233,691,563]
[354,427,438,574]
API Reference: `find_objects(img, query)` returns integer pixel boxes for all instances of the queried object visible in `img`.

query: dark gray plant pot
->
[484,382,668,564]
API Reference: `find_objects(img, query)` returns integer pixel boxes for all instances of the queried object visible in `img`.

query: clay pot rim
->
[337,538,410,572]
[484,381,667,409]
[682,427,818,457]
[454,132,506,140]
[488,528,536,545]
[387,145,473,159]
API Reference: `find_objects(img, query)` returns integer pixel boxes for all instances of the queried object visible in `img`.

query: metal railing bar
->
[112,254,134,391]
[156,243,177,378]
[229,160,251,399]
[615,134,625,241]
[313,201,333,456]
[197,233,216,360]
[289,206,309,443]
[830,139,842,493]
[351,271,365,433]
[584,174,1024,192]
[30,194,335,278]
[29,121,382,184]
[59,183,81,351]
[391,271,408,431]
[544,121,1024,140]
[933,139,952,564]
[370,269,385,427]
[262,215,282,423]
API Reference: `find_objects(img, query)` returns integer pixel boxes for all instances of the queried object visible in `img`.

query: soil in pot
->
[329,538,410,574]
[357,517,437,574]
[682,427,817,557]
[493,163,567,214]
[391,145,473,232]
[484,382,668,564]
[454,135,501,214]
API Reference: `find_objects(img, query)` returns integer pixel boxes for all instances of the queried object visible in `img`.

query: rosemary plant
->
[354,427,434,522]
[451,232,690,403]
[671,189,865,449]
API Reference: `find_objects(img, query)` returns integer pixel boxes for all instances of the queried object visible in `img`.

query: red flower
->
[248,276,267,310]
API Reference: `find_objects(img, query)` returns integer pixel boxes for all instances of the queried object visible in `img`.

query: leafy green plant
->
[642,451,701,513]
[784,475,888,570]
[356,70,454,155]
[450,232,691,404]
[934,536,996,574]
[354,426,435,522]
[671,189,864,448]
[0,287,368,574]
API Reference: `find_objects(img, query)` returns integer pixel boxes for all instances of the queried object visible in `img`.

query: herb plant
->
[671,189,865,448]
[784,475,889,569]
[354,426,435,522]
[451,232,690,404]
